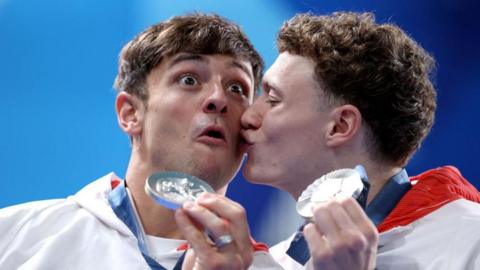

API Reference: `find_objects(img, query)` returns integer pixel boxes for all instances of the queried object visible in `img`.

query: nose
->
[241,100,263,130]
[203,82,228,114]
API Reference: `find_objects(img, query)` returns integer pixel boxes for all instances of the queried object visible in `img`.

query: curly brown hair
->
[278,12,437,165]
[114,13,264,101]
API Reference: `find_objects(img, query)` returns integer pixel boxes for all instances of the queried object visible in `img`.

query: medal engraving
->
[145,172,214,210]
[297,166,366,219]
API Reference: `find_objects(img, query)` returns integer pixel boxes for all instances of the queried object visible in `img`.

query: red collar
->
[378,166,480,232]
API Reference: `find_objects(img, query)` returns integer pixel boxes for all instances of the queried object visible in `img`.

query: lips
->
[239,130,254,153]
[197,125,227,146]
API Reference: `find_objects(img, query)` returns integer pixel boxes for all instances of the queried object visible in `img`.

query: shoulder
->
[424,199,480,224]
[0,198,73,232]
[0,174,141,269]
[378,199,480,269]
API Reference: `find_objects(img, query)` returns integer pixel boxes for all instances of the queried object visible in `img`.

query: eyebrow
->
[169,53,206,68]
[230,60,253,80]
[262,80,283,97]
[170,53,252,78]
[262,81,274,93]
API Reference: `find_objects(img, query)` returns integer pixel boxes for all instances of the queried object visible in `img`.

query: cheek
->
[262,116,290,144]
[231,103,248,120]
[225,104,247,133]
[145,104,189,138]
[263,115,318,157]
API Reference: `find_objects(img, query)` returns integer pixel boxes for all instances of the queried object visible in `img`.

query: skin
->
[182,52,383,270]
[115,53,257,269]
[241,52,336,198]
[240,52,382,270]
[176,193,255,270]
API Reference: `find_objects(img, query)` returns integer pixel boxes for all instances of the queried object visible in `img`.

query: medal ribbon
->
[108,181,186,270]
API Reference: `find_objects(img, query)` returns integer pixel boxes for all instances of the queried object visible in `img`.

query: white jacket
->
[0,173,282,270]
[270,198,480,270]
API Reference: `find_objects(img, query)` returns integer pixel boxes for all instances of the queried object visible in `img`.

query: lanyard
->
[108,181,186,270]
[365,168,411,226]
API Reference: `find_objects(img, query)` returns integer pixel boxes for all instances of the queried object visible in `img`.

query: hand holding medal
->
[145,171,254,270]
[296,165,378,270]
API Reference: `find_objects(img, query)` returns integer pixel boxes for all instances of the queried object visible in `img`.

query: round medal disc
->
[296,168,364,219]
[145,171,214,210]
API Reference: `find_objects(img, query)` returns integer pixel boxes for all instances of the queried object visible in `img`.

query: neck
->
[364,162,403,204]
[124,157,183,239]
[123,154,230,239]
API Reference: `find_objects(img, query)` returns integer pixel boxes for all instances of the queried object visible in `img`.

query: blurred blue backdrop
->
[1,0,479,245]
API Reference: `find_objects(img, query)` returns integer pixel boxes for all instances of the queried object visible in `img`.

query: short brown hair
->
[278,12,437,165]
[114,13,263,101]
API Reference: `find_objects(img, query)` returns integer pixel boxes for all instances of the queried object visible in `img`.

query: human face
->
[140,53,254,190]
[241,52,334,198]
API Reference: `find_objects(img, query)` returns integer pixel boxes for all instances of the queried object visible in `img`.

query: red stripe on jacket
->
[378,166,480,233]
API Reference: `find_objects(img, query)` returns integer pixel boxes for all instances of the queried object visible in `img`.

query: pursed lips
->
[239,129,254,153]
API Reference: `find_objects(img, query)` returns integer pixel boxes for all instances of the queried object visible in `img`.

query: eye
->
[227,83,247,97]
[179,75,198,86]
[266,98,280,107]
[265,92,280,107]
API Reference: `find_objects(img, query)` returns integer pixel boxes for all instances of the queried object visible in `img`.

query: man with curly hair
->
[240,12,480,269]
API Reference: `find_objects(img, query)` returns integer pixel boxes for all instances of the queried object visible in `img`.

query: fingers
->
[303,223,337,270]
[342,199,379,247]
[181,200,237,251]
[175,208,245,270]
[305,201,356,269]
[174,208,215,258]
[195,193,253,262]
[304,198,378,270]
[181,249,197,270]
[175,194,253,270]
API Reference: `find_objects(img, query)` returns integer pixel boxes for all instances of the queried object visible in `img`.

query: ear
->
[115,92,144,137]
[325,104,362,147]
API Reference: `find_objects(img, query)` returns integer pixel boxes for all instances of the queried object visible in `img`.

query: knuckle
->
[352,236,368,251]
[242,251,254,267]
[340,197,355,207]
[229,255,245,270]
[215,219,229,232]
[312,202,326,212]
[357,221,379,244]
[341,230,368,251]
[302,223,314,235]
[193,204,207,215]
[208,257,225,270]
[329,240,349,254]
[312,249,334,265]
[231,206,247,219]
[311,205,327,220]
[365,227,379,244]
[228,199,243,209]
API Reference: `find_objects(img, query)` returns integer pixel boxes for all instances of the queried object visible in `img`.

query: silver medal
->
[296,166,365,219]
[145,171,214,210]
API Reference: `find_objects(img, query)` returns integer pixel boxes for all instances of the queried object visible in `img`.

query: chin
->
[197,164,238,190]
[242,163,268,184]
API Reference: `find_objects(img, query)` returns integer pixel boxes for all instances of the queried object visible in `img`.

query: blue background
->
[1,0,479,245]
